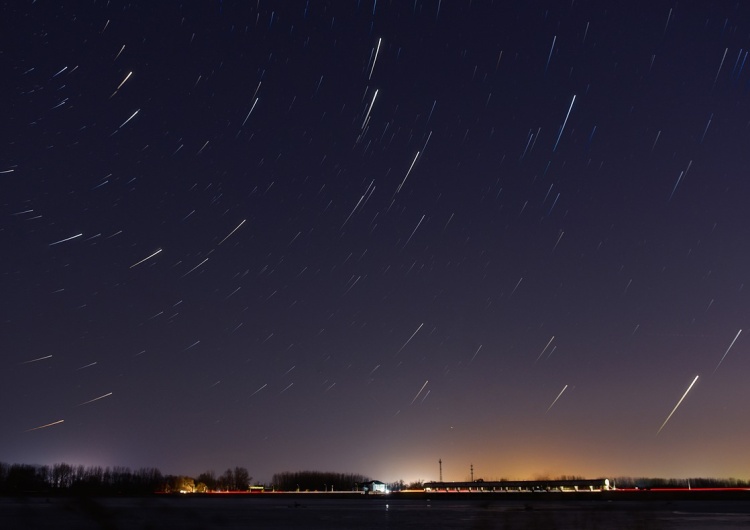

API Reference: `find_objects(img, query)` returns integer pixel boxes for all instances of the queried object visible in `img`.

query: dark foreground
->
[2,491,750,529]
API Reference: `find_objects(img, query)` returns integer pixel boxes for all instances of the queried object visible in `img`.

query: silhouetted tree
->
[388,479,406,492]
[197,470,217,491]
[233,467,251,491]
[168,475,195,493]
[219,468,234,491]
[4,464,47,493]
[51,462,74,489]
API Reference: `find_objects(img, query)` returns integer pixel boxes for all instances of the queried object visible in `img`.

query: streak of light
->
[279,382,294,394]
[668,171,683,201]
[76,392,112,406]
[114,44,125,61]
[361,180,377,209]
[241,98,259,127]
[225,286,241,300]
[714,329,741,373]
[49,233,82,246]
[76,362,97,371]
[342,194,365,229]
[651,130,661,151]
[427,100,437,124]
[396,323,424,355]
[700,114,712,143]
[657,375,699,436]
[342,181,374,229]
[410,380,429,405]
[51,98,68,110]
[369,37,382,80]
[20,355,52,365]
[130,248,162,268]
[344,275,361,295]
[396,151,420,194]
[250,384,267,397]
[116,71,133,90]
[218,219,246,245]
[1,169,16,174]
[510,277,523,297]
[421,130,433,154]
[25,419,64,432]
[664,8,672,35]
[714,47,728,87]
[52,66,67,78]
[443,212,454,232]
[520,131,534,159]
[118,109,140,129]
[313,77,323,97]
[181,257,209,278]
[535,336,555,362]
[470,345,482,363]
[184,340,201,351]
[553,94,576,152]
[552,231,564,251]
[548,193,560,216]
[361,89,378,130]
[543,183,553,203]
[545,35,556,72]
[403,214,425,247]
[737,51,749,79]
[546,384,568,413]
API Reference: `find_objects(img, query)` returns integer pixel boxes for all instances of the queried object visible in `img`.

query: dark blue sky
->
[2,1,750,484]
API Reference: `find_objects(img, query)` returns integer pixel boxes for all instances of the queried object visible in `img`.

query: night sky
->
[3,1,750,485]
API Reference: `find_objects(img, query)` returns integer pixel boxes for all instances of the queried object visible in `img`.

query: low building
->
[357,480,389,494]
[424,478,613,492]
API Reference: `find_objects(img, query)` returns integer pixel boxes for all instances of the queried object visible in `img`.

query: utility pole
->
[470,464,474,482]
[439,459,442,482]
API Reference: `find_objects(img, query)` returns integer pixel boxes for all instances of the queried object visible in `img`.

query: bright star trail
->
[657,375,700,436]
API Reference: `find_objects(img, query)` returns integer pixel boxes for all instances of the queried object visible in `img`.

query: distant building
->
[357,480,388,494]
[424,478,613,492]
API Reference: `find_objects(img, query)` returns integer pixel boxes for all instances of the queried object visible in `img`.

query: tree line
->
[0,462,255,495]
[0,462,165,495]
[271,470,371,491]
[613,476,750,489]
[3,461,747,495]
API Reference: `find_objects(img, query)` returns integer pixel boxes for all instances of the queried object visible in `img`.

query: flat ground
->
[2,492,750,530]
